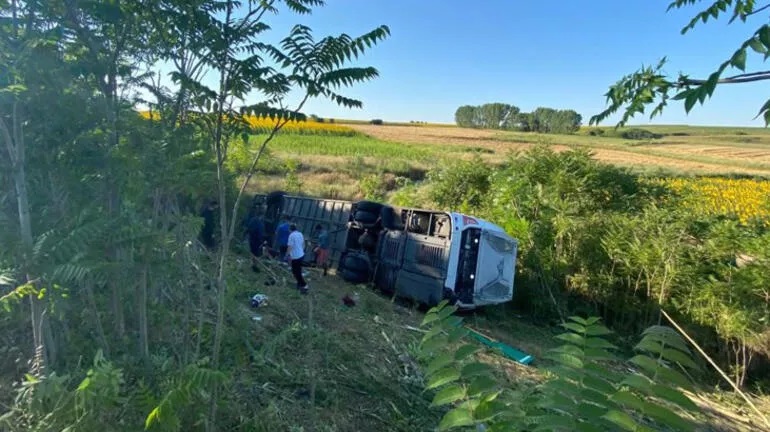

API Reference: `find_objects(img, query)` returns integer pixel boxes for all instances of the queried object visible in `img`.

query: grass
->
[218,249,770,432]
[219,252,557,431]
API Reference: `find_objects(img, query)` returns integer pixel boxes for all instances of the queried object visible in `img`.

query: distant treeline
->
[454,103,582,134]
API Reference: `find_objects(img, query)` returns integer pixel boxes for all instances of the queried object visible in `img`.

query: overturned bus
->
[251,191,518,309]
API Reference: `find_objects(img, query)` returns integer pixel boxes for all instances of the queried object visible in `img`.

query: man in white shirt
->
[286,224,309,293]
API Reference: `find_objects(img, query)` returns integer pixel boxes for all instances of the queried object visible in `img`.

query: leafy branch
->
[591,1,770,126]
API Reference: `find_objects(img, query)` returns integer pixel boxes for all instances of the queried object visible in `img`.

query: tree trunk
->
[138,259,150,361]
[3,104,47,371]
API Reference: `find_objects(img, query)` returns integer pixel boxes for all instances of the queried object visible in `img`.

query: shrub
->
[620,128,663,140]
[427,155,491,210]
[370,119,384,125]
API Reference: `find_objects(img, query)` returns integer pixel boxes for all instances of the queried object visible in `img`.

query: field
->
[347,123,770,176]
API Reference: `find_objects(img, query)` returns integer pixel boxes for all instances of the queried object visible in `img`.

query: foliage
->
[426,145,769,386]
[0,0,389,429]
[418,301,703,431]
[360,173,388,201]
[427,155,492,210]
[620,128,664,140]
[591,0,770,126]
[455,104,582,133]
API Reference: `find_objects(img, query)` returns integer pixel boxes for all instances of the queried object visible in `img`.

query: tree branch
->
[744,3,770,18]
[227,91,310,243]
[681,70,770,86]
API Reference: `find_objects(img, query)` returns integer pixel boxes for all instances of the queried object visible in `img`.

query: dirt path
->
[349,124,770,175]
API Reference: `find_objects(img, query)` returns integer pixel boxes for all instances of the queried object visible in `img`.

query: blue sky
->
[186,1,769,126]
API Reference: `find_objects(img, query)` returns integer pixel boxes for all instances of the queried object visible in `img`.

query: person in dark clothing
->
[246,213,265,272]
[275,215,291,260]
[199,200,219,249]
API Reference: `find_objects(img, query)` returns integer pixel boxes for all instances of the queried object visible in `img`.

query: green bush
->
[427,155,491,211]
[620,128,663,140]
[370,119,384,125]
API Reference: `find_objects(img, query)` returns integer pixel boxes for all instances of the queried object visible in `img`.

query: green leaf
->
[475,399,508,422]
[661,348,700,371]
[576,401,608,419]
[760,26,770,48]
[438,408,474,431]
[639,399,695,431]
[584,324,612,336]
[684,90,699,113]
[584,348,618,361]
[630,355,661,377]
[544,352,584,369]
[602,409,639,431]
[531,414,574,431]
[461,362,493,378]
[561,322,586,333]
[421,325,445,345]
[427,367,461,390]
[555,332,585,346]
[454,344,480,361]
[431,384,466,407]
[421,312,439,327]
[610,390,646,412]
[651,383,699,411]
[620,375,653,394]
[749,38,766,54]
[447,327,469,343]
[584,337,617,350]
[419,334,449,358]
[428,353,455,375]
[468,376,497,396]
[582,374,617,395]
[567,316,588,325]
[551,344,584,357]
[730,48,747,71]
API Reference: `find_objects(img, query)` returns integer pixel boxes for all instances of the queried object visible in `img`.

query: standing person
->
[275,215,291,261]
[199,199,219,250]
[313,224,330,276]
[246,212,265,272]
[286,223,309,294]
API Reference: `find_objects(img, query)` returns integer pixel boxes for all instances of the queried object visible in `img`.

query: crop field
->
[345,123,770,176]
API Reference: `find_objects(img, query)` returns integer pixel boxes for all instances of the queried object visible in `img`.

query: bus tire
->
[342,254,369,273]
[353,210,379,225]
[355,201,383,214]
[341,268,369,284]
[265,191,286,205]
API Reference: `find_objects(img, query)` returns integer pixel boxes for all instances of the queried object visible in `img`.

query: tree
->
[454,105,478,128]
[591,0,770,126]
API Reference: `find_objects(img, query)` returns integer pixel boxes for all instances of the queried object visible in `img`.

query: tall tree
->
[454,105,478,127]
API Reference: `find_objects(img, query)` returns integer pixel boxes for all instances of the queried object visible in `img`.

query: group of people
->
[245,213,330,295]
[197,199,331,294]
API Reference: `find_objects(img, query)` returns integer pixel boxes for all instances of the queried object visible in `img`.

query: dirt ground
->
[349,124,770,176]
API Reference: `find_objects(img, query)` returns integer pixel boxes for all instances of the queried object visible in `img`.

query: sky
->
[167,1,770,127]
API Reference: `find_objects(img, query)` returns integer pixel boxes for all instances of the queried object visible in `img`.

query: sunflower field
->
[137,111,357,136]
[656,177,770,226]
[244,115,357,136]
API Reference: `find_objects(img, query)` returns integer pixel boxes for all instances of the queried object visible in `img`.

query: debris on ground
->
[250,293,269,308]
[342,294,356,307]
